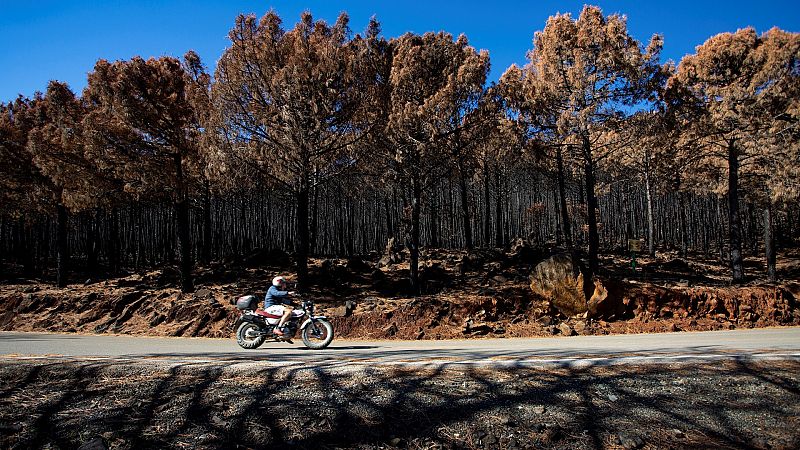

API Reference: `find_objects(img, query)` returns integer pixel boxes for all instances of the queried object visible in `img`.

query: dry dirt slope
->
[0,247,799,340]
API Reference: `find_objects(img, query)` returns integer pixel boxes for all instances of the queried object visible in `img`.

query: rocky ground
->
[0,357,797,449]
[1,244,799,341]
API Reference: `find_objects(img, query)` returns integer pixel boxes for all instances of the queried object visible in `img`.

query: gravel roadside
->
[0,358,798,449]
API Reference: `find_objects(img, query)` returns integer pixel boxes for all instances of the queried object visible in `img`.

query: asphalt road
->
[1,327,799,367]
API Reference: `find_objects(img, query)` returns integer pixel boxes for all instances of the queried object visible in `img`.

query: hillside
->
[2,245,798,341]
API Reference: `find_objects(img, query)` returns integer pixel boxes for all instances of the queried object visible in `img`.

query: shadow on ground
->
[116,343,754,366]
[0,358,798,449]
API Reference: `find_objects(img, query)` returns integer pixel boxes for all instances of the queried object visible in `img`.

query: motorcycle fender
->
[233,314,258,328]
[300,316,328,330]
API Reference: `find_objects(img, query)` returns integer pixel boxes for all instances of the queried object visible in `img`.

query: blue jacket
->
[264,285,291,307]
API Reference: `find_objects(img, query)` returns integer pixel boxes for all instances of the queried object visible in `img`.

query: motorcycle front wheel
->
[236,322,266,349]
[301,319,334,350]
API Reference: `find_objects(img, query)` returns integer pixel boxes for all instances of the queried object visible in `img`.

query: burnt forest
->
[1,6,799,339]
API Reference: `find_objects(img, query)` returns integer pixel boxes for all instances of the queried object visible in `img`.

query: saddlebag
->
[235,295,259,310]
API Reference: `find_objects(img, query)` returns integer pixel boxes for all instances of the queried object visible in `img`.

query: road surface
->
[2,327,799,367]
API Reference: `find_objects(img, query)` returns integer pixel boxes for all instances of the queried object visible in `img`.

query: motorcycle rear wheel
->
[301,319,334,350]
[236,322,266,349]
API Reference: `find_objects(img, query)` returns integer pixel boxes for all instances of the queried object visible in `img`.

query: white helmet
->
[272,276,285,287]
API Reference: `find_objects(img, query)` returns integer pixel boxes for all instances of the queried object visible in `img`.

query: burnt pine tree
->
[511,5,662,289]
[497,67,576,249]
[83,56,207,293]
[26,82,107,286]
[212,11,386,289]
[0,95,51,277]
[671,27,800,282]
[732,30,799,282]
[182,51,215,266]
[444,56,491,252]
[387,32,489,293]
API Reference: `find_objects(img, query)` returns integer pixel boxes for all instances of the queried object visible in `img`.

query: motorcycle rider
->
[265,276,295,336]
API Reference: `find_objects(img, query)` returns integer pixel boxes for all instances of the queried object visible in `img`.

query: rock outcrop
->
[529,254,588,317]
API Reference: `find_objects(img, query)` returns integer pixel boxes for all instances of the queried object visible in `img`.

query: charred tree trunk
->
[552,182,562,246]
[583,135,600,296]
[175,199,193,293]
[727,140,745,283]
[310,181,319,255]
[174,154,194,293]
[482,164,491,247]
[239,196,249,255]
[644,160,655,258]
[748,202,759,255]
[385,194,394,239]
[295,188,310,290]
[764,203,776,282]
[623,187,633,243]
[346,198,355,256]
[494,168,503,247]
[716,197,726,263]
[0,218,4,280]
[40,217,50,274]
[56,203,69,288]
[410,175,421,295]
[556,146,573,249]
[430,181,440,248]
[458,164,473,251]
[109,208,120,274]
[678,189,688,258]
[19,219,34,277]
[86,210,99,275]
[201,181,212,265]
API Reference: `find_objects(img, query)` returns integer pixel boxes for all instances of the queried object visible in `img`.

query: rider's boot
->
[273,326,293,343]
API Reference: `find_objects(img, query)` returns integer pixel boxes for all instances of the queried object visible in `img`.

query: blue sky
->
[1,1,798,102]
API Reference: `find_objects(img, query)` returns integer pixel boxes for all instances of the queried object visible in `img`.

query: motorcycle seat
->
[255,309,283,319]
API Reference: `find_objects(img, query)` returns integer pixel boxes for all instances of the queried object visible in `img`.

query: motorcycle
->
[233,295,334,350]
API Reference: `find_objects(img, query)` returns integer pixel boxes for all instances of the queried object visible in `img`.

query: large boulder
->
[530,254,588,317]
[530,254,625,318]
[530,253,609,318]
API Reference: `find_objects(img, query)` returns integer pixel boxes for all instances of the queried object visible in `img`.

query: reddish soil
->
[0,247,798,340]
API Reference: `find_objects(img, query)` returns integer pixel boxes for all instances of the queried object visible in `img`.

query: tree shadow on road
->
[0,358,798,449]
